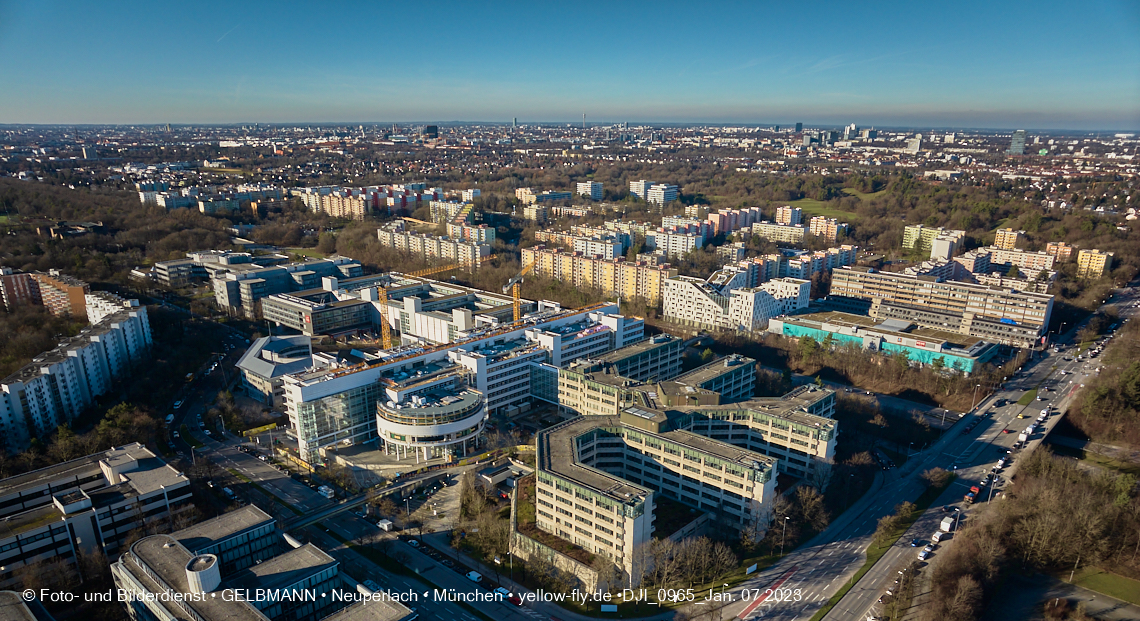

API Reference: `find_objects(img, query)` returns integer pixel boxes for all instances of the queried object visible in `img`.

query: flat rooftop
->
[319,598,412,621]
[539,416,650,503]
[176,505,275,554]
[781,311,985,349]
[0,590,53,621]
[227,543,336,594]
[539,414,777,504]
[671,388,836,430]
[674,354,755,387]
[596,334,679,363]
[0,443,169,503]
[126,535,269,621]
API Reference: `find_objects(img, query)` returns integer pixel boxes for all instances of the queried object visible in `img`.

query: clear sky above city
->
[1,0,1138,130]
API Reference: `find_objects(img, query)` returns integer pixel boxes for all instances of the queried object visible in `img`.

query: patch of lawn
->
[1070,567,1140,606]
[181,425,203,448]
[787,198,861,222]
[841,188,885,201]
[881,447,908,466]
[1017,389,1038,406]
[284,247,327,259]
[1049,443,1140,477]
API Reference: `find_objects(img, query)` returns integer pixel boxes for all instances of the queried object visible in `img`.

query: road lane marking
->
[739,566,798,619]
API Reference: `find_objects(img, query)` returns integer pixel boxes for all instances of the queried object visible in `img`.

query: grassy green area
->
[228,468,303,516]
[881,447,908,466]
[1047,442,1140,477]
[787,198,862,222]
[180,425,204,448]
[841,188,886,201]
[1017,389,1038,406]
[0,215,10,223]
[284,247,327,258]
[809,477,955,621]
[1070,567,1140,605]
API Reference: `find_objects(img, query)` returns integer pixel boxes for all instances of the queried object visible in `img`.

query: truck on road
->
[940,516,956,532]
[965,486,980,503]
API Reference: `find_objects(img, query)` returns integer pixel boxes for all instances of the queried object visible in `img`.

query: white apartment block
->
[84,291,142,325]
[629,180,654,200]
[646,184,679,205]
[461,188,481,202]
[780,245,859,280]
[577,181,603,200]
[663,269,810,333]
[573,237,624,260]
[377,221,491,267]
[645,229,705,258]
[0,307,153,454]
[751,221,807,243]
[775,206,803,225]
[808,216,849,241]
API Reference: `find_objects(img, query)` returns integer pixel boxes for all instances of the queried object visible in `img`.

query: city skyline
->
[0,1,1138,130]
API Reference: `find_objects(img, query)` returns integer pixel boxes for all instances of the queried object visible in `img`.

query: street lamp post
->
[780,516,790,557]
[971,384,982,410]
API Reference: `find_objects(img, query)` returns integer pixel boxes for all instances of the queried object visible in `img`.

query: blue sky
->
[1,0,1138,129]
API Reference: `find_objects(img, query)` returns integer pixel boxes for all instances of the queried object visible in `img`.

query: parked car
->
[465,571,482,583]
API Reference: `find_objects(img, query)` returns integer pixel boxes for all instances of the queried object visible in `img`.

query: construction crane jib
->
[503,257,536,322]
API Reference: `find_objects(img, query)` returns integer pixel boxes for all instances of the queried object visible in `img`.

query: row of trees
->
[1069,317,1140,447]
[922,449,1140,621]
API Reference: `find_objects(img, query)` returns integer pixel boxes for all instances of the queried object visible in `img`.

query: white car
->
[494,587,512,599]
[465,571,482,583]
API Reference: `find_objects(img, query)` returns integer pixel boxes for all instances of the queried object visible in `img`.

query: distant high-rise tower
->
[582,113,586,129]
[513,117,517,129]
[795,122,803,133]
[423,125,439,139]
[1008,130,1026,155]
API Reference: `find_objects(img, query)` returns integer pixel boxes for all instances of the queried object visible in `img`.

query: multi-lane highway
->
[722,287,1137,621]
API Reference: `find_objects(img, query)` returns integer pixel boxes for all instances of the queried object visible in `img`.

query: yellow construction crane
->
[411,263,462,279]
[503,257,536,322]
[378,286,394,350]
[377,258,492,349]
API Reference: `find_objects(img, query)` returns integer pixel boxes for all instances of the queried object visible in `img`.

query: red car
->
[1002,429,1013,434]
[508,595,522,606]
